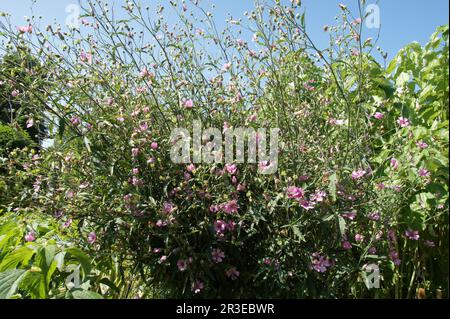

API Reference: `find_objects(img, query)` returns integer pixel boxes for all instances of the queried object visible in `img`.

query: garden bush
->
[0,0,448,299]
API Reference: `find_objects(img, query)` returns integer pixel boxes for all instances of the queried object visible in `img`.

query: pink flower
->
[389,250,401,266]
[225,164,237,175]
[87,232,97,244]
[186,164,196,172]
[355,234,364,242]
[182,99,194,108]
[17,25,33,33]
[342,211,357,220]
[70,116,81,126]
[303,82,315,91]
[139,67,149,78]
[397,117,410,128]
[368,247,377,254]
[310,253,332,273]
[131,177,143,187]
[416,141,428,149]
[424,240,435,247]
[11,89,20,97]
[79,51,92,64]
[351,169,366,180]
[248,114,257,122]
[151,142,158,150]
[222,62,232,71]
[342,241,352,250]
[418,168,430,177]
[390,158,399,170]
[374,112,384,120]
[132,168,139,175]
[299,199,314,210]
[368,211,380,221]
[131,148,140,157]
[139,122,149,131]
[405,229,419,240]
[191,280,204,294]
[26,118,34,128]
[25,231,36,242]
[63,219,72,228]
[163,201,175,214]
[221,200,239,214]
[310,190,326,202]
[287,186,304,199]
[177,259,188,271]
[211,248,225,263]
[159,255,167,263]
[225,267,240,280]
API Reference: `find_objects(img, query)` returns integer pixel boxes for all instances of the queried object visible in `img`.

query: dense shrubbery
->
[0,0,448,298]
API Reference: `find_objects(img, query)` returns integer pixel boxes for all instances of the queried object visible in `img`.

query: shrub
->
[0,1,447,299]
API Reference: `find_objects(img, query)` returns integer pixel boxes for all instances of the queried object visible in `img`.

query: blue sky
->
[0,0,448,62]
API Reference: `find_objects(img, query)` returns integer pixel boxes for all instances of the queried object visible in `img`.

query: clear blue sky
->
[1,0,448,62]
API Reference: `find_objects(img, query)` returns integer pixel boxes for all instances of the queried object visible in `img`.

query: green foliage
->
[0,124,33,154]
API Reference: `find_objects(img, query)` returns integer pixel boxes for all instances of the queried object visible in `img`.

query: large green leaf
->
[0,269,27,299]
[0,246,35,271]
[65,247,92,275]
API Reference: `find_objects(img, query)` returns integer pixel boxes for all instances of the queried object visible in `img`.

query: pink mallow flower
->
[191,280,204,294]
[225,164,237,175]
[374,112,384,120]
[211,248,225,263]
[397,117,410,128]
[287,186,305,199]
[405,229,419,240]
[182,99,194,109]
[177,259,188,271]
[342,241,352,250]
[225,267,240,280]
[87,232,97,244]
[25,231,36,242]
[416,141,428,149]
[351,169,366,180]
[17,25,33,33]
[221,200,239,214]
[390,158,399,170]
[418,168,430,178]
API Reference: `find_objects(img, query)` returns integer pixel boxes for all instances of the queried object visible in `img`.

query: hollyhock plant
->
[0,0,447,300]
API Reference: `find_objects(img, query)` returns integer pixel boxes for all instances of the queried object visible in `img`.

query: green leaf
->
[338,216,346,237]
[0,246,35,271]
[0,269,27,299]
[20,271,47,299]
[328,173,338,202]
[71,289,103,299]
[65,247,92,275]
